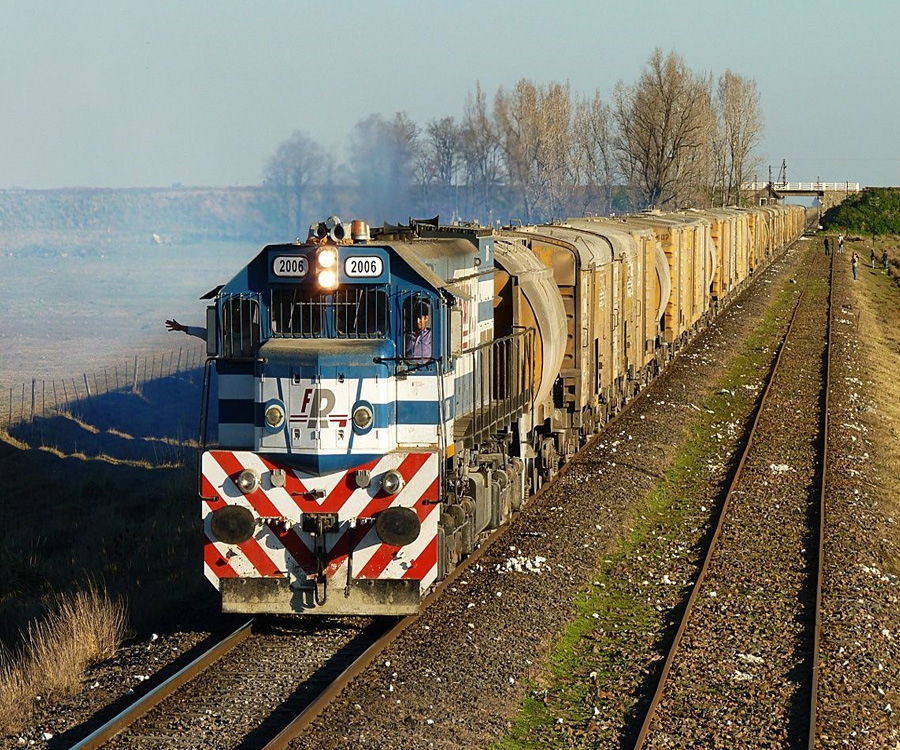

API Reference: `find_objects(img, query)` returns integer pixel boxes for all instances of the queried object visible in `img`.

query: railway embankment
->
[815,238,900,745]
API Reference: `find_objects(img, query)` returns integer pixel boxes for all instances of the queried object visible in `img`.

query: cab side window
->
[222,294,260,358]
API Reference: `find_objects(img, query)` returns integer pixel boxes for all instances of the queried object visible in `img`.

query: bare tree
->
[572,91,616,215]
[613,49,712,209]
[494,79,573,222]
[494,80,539,221]
[415,116,462,218]
[715,70,764,206]
[538,81,574,219]
[459,82,503,224]
[424,116,461,187]
[680,71,715,208]
[264,130,325,237]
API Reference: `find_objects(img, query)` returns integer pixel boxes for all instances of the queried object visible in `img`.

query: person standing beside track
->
[838,233,845,254]
[824,236,830,256]
[851,251,859,281]
[883,249,890,272]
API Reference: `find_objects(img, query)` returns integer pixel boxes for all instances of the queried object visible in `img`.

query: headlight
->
[236,468,261,494]
[381,469,404,496]
[352,403,374,431]
[265,403,285,429]
[317,269,337,289]
[317,247,338,269]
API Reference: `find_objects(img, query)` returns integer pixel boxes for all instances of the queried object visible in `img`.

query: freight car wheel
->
[540,436,559,482]
[581,407,597,440]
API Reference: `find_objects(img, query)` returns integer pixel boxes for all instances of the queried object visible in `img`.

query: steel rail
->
[67,619,254,750]
[808,245,834,748]
[631,247,827,750]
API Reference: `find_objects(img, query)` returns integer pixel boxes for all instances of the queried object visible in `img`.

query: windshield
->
[270,285,388,339]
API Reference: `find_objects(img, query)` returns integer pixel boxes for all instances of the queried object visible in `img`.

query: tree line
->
[266,48,764,234]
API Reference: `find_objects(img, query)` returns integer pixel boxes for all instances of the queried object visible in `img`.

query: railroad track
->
[631,247,834,748]
[67,519,520,750]
[68,618,388,750]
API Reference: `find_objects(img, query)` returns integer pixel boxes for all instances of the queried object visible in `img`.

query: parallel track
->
[631,248,833,748]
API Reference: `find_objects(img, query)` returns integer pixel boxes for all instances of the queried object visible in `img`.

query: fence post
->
[53,380,59,414]
[31,379,36,423]
[84,373,92,399]
[132,355,138,392]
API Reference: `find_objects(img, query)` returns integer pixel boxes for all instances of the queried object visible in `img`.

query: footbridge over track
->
[744,181,861,210]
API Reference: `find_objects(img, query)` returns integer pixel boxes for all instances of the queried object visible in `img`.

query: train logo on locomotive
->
[297,387,344,429]
[196,208,808,616]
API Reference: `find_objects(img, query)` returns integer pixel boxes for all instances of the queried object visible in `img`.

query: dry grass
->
[0,583,127,734]
[844,237,900,573]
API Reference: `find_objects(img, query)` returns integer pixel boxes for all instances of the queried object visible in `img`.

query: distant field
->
[0,237,256,394]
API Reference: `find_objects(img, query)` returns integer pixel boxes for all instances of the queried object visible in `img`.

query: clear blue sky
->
[2,0,896,189]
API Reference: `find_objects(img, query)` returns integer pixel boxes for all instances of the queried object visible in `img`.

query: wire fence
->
[3,343,207,430]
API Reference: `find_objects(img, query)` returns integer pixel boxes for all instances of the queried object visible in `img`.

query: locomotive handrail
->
[197,357,215,495]
[372,355,438,376]
[456,327,535,447]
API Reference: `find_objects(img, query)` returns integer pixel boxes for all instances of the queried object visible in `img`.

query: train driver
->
[404,301,433,359]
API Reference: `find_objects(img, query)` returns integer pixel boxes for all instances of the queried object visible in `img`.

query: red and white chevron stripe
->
[201,450,440,593]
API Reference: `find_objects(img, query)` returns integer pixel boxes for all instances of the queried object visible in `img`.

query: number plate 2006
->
[272,256,309,277]
[344,256,384,278]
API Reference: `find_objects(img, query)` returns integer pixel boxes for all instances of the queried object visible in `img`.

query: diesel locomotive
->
[197,206,807,615]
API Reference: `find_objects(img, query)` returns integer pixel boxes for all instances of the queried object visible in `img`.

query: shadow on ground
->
[0,369,218,648]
